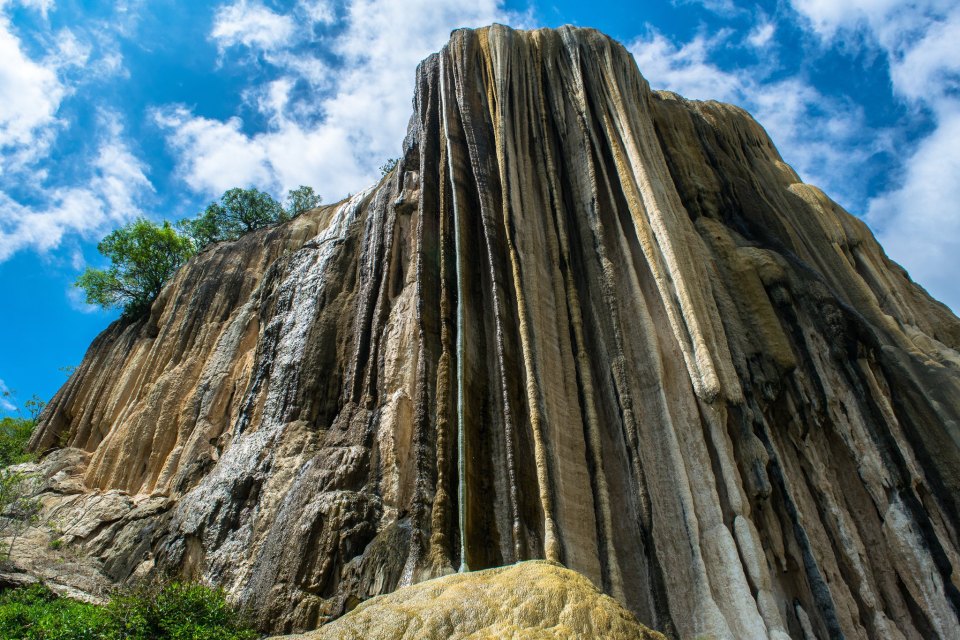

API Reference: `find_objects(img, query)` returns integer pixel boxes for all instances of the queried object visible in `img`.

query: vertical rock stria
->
[26,24,960,640]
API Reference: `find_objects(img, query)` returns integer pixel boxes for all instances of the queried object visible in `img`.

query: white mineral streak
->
[167,191,368,592]
[883,497,960,640]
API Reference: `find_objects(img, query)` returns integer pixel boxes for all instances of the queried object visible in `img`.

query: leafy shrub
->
[0,416,35,467]
[0,582,257,640]
[75,218,195,316]
[284,185,321,218]
[0,584,108,640]
[0,393,42,467]
[0,468,42,561]
[106,582,256,640]
[379,157,399,176]
[178,186,321,251]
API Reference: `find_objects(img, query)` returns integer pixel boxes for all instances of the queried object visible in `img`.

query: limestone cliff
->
[23,24,960,640]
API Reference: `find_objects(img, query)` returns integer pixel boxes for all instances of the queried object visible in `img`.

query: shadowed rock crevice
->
[21,24,960,639]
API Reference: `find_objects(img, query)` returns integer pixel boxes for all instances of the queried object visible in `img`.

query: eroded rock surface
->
[274,560,666,640]
[22,24,960,639]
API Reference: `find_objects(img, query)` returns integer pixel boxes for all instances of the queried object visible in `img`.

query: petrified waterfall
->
[27,24,960,639]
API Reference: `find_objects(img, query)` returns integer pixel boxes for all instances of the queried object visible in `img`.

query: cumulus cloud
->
[789,0,960,309]
[160,0,525,200]
[0,11,65,164]
[0,113,154,260]
[628,28,888,210]
[868,107,960,310]
[630,32,742,102]
[747,20,775,49]
[0,1,147,264]
[211,0,295,52]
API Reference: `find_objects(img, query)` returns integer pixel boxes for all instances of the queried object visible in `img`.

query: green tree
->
[379,157,399,176]
[0,468,41,562]
[179,187,285,249]
[284,185,321,218]
[75,219,195,316]
[0,392,42,467]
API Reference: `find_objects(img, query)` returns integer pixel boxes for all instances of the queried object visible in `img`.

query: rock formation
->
[20,24,960,640]
[275,560,666,640]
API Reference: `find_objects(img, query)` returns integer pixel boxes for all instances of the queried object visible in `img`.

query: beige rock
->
[275,560,666,640]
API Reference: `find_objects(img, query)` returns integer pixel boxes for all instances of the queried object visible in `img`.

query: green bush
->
[178,185,320,251]
[0,393,42,467]
[75,218,195,317]
[0,415,35,467]
[0,582,257,640]
[0,584,108,640]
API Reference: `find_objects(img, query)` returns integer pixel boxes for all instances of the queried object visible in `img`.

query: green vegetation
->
[0,412,36,467]
[178,185,320,251]
[0,468,41,562]
[0,393,43,561]
[177,187,285,249]
[0,582,258,640]
[75,185,320,316]
[75,219,195,317]
[284,185,321,218]
[379,157,399,176]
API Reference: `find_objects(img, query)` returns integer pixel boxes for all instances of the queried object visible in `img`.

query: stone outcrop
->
[274,560,667,640]
[22,24,960,639]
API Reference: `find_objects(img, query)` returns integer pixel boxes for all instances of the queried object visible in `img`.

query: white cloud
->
[747,20,775,49]
[676,0,742,17]
[0,378,16,412]
[297,0,335,25]
[6,0,54,18]
[0,113,154,260]
[67,285,100,313]
[211,0,296,53]
[51,27,91,68]
[628,29,887,210]
[630,32,743,102]
[790,0,960,309]
[868,108,960,310]
[789,0,899,39]
[153,107,277,194]
[0,12,65,161]
[160,0,524,200]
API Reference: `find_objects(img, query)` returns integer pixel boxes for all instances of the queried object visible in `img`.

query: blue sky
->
[1,0,958,414]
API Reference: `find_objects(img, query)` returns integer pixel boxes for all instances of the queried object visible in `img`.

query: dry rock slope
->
[19,23,960,640]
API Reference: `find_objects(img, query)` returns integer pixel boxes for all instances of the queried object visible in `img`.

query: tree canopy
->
[177,186,320,250]
[75,218,195,316]
[76,185,320,316]
[178,187,284,248]
[285,185,322,218]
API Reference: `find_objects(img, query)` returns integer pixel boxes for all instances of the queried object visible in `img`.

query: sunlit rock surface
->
[25,24,960,639]
[273,560,666,640]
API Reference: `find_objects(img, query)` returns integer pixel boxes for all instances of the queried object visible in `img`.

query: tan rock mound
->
[278,561,666,640]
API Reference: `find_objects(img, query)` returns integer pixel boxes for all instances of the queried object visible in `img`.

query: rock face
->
[24,24,960,640]
[276,560,667,640]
